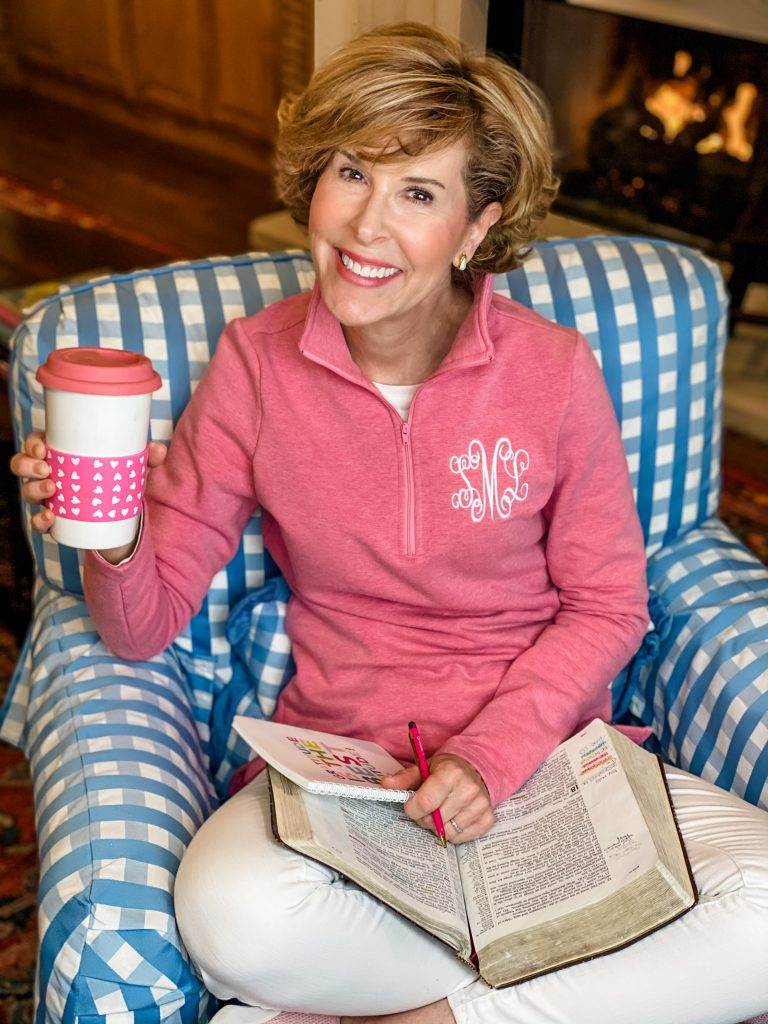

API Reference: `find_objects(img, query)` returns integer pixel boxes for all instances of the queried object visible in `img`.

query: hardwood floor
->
[0,85,278,287]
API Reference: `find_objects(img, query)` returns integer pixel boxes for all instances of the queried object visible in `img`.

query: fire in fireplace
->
[488,1,767,253]
[584,31,762,242]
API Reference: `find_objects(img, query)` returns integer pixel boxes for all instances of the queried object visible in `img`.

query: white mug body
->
[44,389,152,549]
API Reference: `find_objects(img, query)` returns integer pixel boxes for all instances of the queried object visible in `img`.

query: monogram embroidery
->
[449,438,530,522]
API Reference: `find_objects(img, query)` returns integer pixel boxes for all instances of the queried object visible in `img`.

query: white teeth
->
[340,251,398,278]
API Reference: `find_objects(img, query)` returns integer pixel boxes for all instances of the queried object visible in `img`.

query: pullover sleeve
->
[434,332,651,808]
[82,317,262,660]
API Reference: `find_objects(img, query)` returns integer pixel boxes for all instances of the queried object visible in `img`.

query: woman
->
[10,21,768,1024]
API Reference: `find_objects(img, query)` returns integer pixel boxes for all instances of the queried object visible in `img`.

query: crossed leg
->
[174,764,768,1024]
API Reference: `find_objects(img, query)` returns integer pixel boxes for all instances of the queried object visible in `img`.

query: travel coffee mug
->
[35,347,162,549]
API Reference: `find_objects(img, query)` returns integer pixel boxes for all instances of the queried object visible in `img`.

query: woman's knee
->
[665,764,768,904]
[173,780,316,990]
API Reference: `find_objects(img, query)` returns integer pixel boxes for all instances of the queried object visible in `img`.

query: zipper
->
[301,341,481,558]
[401,418,416,556]
[300,310,495,559]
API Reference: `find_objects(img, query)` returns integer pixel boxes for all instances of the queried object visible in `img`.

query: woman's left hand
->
[380,753,495,844]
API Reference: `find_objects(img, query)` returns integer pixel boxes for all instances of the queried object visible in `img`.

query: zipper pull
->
[402,422,410,444]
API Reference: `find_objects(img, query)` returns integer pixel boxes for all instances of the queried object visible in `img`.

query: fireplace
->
[487,0,768,323]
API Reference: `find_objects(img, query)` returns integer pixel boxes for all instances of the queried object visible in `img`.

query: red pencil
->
[408,720,447,847]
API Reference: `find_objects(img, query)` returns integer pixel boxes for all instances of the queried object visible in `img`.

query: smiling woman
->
[22,17,756,1024]
[309,134,501,385]
[271,21,560,385]
[274,21,560,285]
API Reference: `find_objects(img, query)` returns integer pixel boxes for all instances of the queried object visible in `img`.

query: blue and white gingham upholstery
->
[1,238,765,1024]
[16,582,217,1024]
[627,518,768,807]
[209,577,295,791]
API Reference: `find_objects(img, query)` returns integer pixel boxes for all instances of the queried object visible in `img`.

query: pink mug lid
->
[36,347,162,396]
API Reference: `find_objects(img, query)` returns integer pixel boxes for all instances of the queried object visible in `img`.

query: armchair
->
[2,237,766,1024]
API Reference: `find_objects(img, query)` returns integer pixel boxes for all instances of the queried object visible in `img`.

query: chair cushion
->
[209,577,295,794]
[623,515,768,810]
[3,238,728,766]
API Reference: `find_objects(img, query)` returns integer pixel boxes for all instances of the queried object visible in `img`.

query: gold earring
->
[457,252,468,271]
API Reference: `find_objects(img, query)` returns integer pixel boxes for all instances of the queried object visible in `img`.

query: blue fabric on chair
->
[3,252,317,767]
[626,516,768,808]
[2,580,216,1024]
[1,237,764,1024]
[209,576,295,792]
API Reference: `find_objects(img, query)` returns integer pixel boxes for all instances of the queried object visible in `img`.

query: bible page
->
[281,774,472,954]
[457,720,658,949]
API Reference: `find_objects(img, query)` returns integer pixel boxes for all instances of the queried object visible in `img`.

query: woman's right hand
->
[9,430,168,534]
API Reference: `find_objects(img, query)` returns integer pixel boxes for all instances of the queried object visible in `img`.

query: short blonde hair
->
[274,21,560,283]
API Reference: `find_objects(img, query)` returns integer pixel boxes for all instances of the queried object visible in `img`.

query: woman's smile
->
[334,246,404,288]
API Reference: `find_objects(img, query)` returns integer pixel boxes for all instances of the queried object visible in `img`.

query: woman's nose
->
[349,191,389,245]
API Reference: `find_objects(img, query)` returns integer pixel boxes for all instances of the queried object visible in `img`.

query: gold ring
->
[449,817,463,834]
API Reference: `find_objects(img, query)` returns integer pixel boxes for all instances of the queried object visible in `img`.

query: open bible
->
[266,718,698,988]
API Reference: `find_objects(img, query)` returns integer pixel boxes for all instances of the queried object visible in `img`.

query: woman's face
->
[308,138,500,330]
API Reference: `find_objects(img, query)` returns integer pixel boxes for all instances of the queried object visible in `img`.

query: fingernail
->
[36,445,45,458]
[36,461,49,475]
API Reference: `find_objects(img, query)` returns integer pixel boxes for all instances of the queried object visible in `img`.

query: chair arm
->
[10,583,219,1024]
[626,516,768,811]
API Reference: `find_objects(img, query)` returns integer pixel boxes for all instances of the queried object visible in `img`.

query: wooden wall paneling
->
[11,0,127,94]
[2,0,297,172]
[0,0,22,84]
[208,0,281,138]
[55,0,125,94]
[130,0,207,119]
[277,0,315,100]
[9,0,68,71]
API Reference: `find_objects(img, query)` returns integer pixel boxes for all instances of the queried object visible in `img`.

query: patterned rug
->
[0,173,183,259]
[0,627,36,1024]
[0,469,766,1024]
[720,463,768,565]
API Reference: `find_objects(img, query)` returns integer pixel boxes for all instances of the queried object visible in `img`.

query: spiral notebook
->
[231,717,415,802]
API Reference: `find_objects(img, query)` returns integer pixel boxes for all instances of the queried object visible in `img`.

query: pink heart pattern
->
[44,446,149,523]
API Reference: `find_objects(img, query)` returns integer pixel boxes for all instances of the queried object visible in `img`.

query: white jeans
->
[174,764,768,1024]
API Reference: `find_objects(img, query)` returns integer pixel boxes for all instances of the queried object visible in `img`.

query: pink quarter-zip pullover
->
[83,271,652,807]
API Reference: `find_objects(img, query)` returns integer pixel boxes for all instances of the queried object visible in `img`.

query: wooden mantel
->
[565,0,768,44]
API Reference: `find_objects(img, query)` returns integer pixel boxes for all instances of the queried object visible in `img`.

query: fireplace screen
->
[500,1,767,249]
